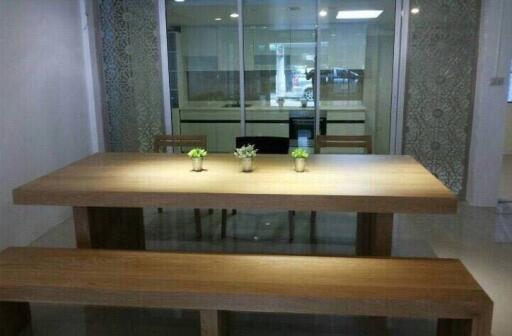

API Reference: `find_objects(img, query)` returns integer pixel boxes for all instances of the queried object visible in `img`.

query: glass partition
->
[165,0,397,154]
[166,0,240,152]
[318,0,396,154]
[243,0,317,149]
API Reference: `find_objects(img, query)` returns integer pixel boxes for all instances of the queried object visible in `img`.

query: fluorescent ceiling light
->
[336,10,383,20]
[319,9,328,17]
[174,0,185,2]
[411,7,420,14]
[230,13,239,18]
[215,17,222,21]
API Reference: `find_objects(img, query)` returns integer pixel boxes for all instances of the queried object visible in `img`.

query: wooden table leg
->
[73,207,145,250]
[355,214,393,335]
[0,301,31,335]
[288,211,295,242]
[437,303,493,336]
[74,207,146,335]
[356,213,393,257]
[200,310,227,336]
[437,319,472,336]
[309,211,317,244]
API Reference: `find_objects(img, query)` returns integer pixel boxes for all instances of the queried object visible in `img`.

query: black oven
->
[289,110,326,146]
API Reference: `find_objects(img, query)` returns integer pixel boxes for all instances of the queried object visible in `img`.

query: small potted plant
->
[291,148,309,172]
[234,144,258,172]
[187,148,207,172]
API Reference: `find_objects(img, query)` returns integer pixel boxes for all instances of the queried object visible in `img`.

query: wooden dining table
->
[12,153,457,256]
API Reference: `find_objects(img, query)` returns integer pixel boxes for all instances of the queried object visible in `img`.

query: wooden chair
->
[314,135,372,154]
[222,136,295,242]
[153,135,208,240]
[153,134,207,154]
[310,135,373,243]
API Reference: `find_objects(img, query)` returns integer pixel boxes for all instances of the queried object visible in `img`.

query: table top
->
[12,153,457,213]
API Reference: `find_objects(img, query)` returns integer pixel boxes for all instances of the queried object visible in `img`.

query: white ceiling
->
[166,0,396,28]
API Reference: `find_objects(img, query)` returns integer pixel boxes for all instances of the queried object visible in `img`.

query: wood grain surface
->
[0,248,491,320]
[12,153,457,214]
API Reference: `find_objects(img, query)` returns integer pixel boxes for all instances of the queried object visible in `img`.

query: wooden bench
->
[0,248,493,336]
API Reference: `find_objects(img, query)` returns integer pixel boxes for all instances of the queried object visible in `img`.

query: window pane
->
[166,0,240,153]
[243,0,317,150]
[318,1,396,154]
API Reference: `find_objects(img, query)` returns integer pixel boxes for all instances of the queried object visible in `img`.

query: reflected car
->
[286,67,361,101]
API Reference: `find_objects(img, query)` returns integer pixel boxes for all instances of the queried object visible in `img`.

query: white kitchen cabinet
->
[179,109,240,153]
[180,122,217,152]
[181,27,217,57]
[244,29,255,71]
[252,28,273,56]
[319,23,367,70]
[246,123,289,138]
[290,30,315,68]
[217,26,239,71]
[216,123,240,152]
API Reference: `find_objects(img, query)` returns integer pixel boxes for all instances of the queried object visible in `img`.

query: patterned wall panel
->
[404,0,480,195]
[98,0,164,152]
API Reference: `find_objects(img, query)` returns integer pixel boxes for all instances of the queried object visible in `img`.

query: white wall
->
[467,0,512,207]
[0,0,94,249]
[504,105,512,154]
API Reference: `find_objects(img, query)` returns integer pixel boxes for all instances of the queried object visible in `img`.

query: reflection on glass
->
[243,0,317,144]
[319,1,396,154]
[165,0,397,153]
[166,0,240,153]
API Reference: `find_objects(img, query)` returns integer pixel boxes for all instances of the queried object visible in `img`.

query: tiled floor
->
[25,203,512,335]
[500,155,512,201]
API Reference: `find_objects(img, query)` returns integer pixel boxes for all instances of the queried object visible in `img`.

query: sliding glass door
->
[165,0,398,154]
[166,0,241,152]
[243,0,317,149]
[318,0,396,154]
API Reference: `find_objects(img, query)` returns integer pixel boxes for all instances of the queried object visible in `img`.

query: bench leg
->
[221,209,227,239]
[437,319,472,336]
[438,311,493,336]
[0,302,31,335]
[73,207,145,250]
[288,211,295,242]
[356,213,393,256]
[200,310,227,336]
[309,211,317,244]
[194,209,202,240]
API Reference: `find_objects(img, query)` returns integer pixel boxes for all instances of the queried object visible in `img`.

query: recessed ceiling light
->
[215,17,222,21]
[336,10,383,20]
[319,9,328,17]
[411,7,420,14]
[230,13,239,18]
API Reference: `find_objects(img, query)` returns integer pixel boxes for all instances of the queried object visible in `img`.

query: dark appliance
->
[289,110,326,147]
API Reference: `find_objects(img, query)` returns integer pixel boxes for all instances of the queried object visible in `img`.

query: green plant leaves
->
[187,148,208,158]
[291,148,309,159]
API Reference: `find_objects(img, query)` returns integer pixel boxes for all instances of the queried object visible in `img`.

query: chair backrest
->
[314,135,372,154]
[235,136,289,154]
[153,135,207,153]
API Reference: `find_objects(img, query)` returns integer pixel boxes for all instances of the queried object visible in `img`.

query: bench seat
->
[0,247,493,335]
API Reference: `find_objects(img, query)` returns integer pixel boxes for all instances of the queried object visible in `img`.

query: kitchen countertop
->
[179,101,366,112]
